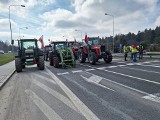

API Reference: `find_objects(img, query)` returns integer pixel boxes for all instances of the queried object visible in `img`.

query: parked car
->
[0,50,4,54]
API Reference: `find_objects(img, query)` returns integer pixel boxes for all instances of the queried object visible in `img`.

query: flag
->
[39,35,44,49]
[84,33,88,44]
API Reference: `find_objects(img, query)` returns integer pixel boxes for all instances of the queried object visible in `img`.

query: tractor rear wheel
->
[88,52,96,65]
[22,64,25,69]
[53,57,60,68]
[39,56,44,70]
[104,51,112,63]
[78,50,86,63]
[15,58,22,72]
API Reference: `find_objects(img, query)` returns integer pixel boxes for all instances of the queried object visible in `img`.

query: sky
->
[0,0,160,45]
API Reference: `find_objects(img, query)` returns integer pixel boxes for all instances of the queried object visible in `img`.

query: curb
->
[0,69,16,90]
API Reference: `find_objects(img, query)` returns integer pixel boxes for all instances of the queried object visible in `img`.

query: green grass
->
[0,53,14,66]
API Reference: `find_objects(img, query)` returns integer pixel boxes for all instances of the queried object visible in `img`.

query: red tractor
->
[78,37,112,65]
[67,41,80,59]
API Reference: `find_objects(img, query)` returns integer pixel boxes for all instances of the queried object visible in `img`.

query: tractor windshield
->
[92,39,99,45]
[22,41,36,49]
[56,43,66,50]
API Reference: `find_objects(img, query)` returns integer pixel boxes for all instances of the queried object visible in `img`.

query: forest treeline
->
[100,26,160,52]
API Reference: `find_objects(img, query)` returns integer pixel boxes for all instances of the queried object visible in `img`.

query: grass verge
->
[0,53,14,66]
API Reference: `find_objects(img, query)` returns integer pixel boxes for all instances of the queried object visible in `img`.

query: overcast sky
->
[0,0,160,45]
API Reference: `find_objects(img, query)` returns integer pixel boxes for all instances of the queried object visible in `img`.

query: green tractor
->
[15,39,44,72]
[78,37,112,65]
[49,41,76,68]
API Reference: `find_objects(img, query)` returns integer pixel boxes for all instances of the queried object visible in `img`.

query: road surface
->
[0,59,160,120]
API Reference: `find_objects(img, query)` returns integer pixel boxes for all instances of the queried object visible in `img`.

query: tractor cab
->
[68,41,80,59]
[49,41,76,68]
[15,39,44,72]
[78,37,112,65]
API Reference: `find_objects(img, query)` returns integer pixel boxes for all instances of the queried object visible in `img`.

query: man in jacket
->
[139,43,144,60]
[123,44,128,61]
[131,43,139,62]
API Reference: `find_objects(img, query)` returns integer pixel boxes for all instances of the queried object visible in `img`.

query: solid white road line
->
[139,64,160,68]
[121,66,160,74]
[32,79,78,112]
[46,68,100,120]
[104,69,160,85]
[25,89,63,120]
[97,67,107,70]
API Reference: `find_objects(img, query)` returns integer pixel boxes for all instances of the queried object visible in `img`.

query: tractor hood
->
[91,45,101,49]
[25,49,34,54]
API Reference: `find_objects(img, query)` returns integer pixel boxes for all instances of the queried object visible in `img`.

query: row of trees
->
[0,40,18,53]
[100,26,160,52]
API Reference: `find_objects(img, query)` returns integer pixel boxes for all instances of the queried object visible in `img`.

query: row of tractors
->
[14,37,112,72]
[45,37,112,68]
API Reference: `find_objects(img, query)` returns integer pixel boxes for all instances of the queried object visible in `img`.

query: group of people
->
[123,43,144,62]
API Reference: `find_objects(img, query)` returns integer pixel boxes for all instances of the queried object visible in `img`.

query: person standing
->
[131,43,139,62]
[123,44,128,61]
[139,43,144,60]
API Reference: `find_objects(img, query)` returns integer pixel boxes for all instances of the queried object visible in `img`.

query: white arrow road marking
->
[142,93,160,103]
[32,79,78,112]
[104,69,160,85]
[46,68,100,120]
[33,73,56,84]
[80,74,114,92]
[25,90,63,120]
[57,72,69,75]
[72,70,83,73]
[86,72,149,96]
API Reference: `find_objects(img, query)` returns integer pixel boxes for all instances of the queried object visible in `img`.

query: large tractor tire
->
[15,58,22,72]
[104,51,112,63]
[88,52,96,65]
[49,53,53,66]
[22,64,25,69]
[53,57,60,68]
[78,50,86,63]
[39,56,44,70]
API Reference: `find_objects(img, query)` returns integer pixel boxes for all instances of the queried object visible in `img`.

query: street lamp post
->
[19,27,28,39]
[9,5,25,53]
[105,13,114,53]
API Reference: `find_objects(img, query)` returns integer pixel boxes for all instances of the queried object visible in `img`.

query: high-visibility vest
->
[139,45,144,51]
[131,46,138,53]
[123,46,128,53]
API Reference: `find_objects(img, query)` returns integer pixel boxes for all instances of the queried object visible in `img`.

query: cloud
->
[0,0,160,44]
[155,16,160,26]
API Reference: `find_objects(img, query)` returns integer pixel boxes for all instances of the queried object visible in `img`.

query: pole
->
[19,28,20,39]
[9,6,13,53]
[113,15,114,53]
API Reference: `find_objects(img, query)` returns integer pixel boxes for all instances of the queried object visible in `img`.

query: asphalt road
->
[0,58,160,120]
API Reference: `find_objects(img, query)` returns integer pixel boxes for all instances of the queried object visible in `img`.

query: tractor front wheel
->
[39,56,45,70]
[88,52,96,65]
[53,57,60,68]
[78,50,86,63]
[15,58,22,72]
[104,51,112,63]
